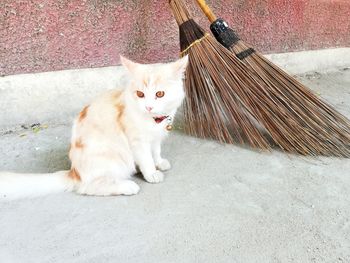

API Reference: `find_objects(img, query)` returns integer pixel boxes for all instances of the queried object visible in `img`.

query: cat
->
[0,55,189,200]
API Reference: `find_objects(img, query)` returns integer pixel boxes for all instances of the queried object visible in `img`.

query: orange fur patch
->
[143,78,148,86]
[115,103,125,120]
[115,103,125,131]
[75,138,84,148]
[68,168,81,181]
[79,105,89,122]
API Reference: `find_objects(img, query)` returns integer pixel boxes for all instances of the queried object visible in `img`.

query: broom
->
[192,0,350,157]
[169,0,350,157]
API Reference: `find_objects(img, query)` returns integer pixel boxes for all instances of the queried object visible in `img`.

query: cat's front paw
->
[144,171,164,184]
[118,180,140,195]
[156,159,171,171]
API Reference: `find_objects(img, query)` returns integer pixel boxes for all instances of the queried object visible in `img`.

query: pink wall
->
[1,0,349,76]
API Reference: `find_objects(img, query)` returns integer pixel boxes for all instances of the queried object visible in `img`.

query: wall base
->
[1,48,349,131]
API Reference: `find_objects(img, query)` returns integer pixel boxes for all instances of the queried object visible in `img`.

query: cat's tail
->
[0,171,75,200]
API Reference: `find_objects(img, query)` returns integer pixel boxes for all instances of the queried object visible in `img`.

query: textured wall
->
[1,0,349,76]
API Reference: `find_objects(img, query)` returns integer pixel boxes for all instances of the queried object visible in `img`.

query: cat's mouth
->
[153,115,168,124]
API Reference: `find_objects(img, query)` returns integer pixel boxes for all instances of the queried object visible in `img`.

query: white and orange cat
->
[0,55,188,200]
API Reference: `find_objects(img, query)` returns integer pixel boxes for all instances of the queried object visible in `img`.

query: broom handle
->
[195,0,217,22]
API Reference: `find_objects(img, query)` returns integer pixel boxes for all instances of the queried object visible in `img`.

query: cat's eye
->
[156,91,165,98]
[136,91,144,98]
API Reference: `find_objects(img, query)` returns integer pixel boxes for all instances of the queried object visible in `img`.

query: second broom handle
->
[195,0,217,22]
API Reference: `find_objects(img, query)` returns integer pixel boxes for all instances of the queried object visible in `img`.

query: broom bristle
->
[230,41,350,156]
[170,0,350,157]
[234,41,350,132]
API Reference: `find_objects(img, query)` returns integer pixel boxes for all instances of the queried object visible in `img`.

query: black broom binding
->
[210,18,256,60]
[210,18,240,49]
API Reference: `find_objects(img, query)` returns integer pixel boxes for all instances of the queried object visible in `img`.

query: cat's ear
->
[171,55,189,77]
[120,55,140,74]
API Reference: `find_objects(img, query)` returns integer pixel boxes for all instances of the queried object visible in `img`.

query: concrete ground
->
[1,68,350,263]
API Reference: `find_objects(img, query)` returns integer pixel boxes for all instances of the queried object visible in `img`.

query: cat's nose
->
[146,106,153,112]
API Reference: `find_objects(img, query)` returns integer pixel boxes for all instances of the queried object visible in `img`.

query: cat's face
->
[121,55,188,117]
